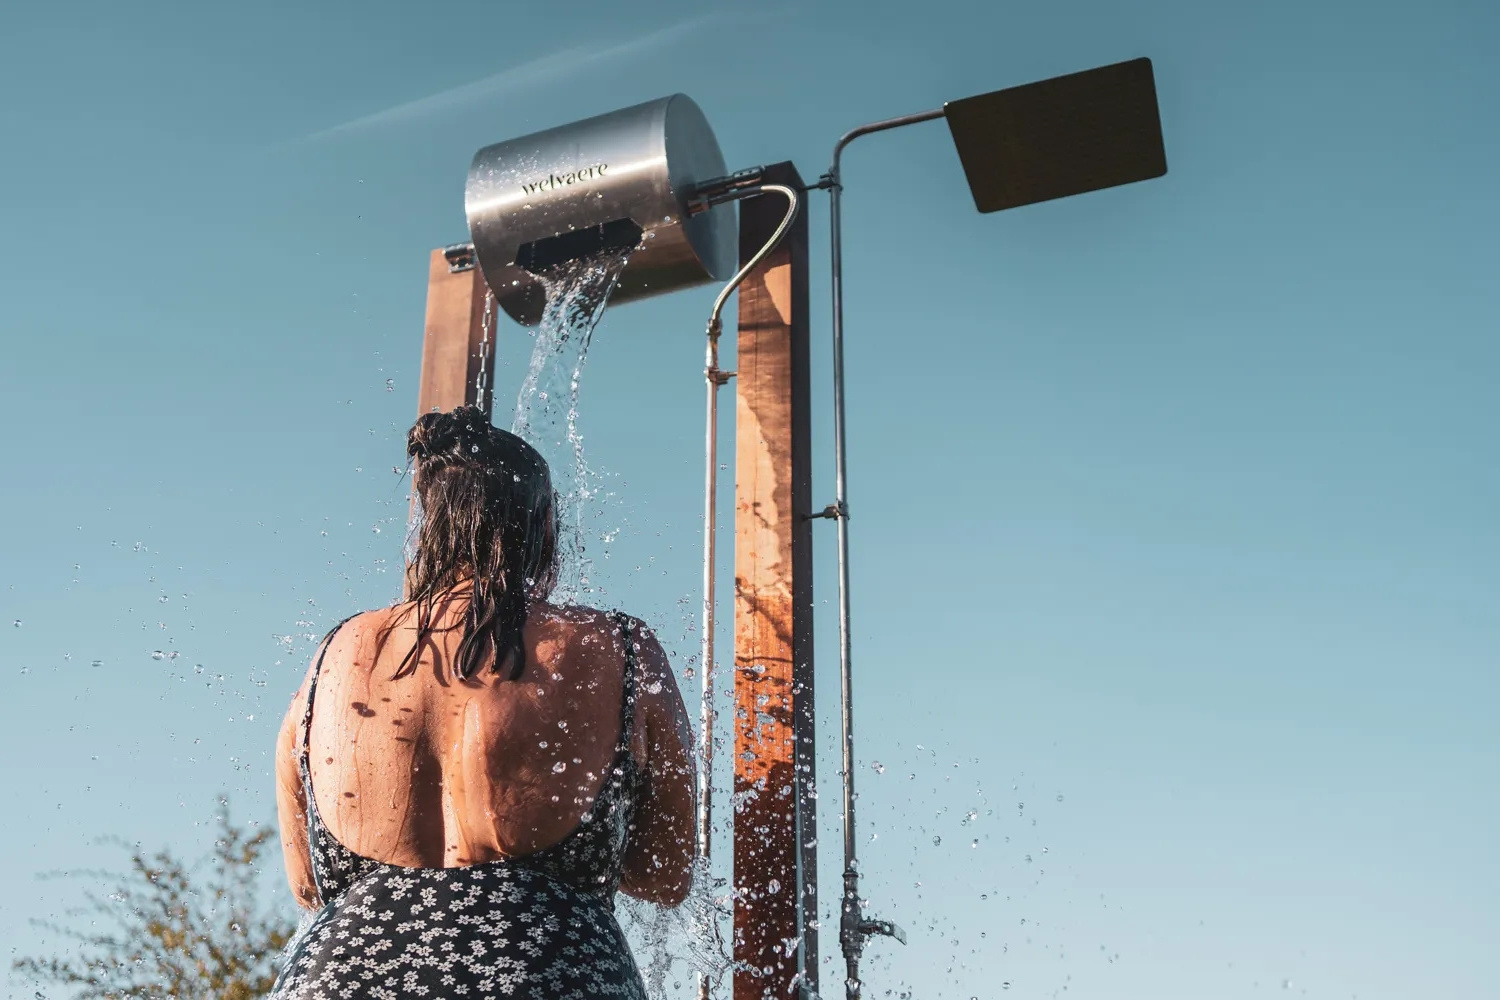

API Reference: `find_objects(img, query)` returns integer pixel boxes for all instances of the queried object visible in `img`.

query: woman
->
[271,405,697,998]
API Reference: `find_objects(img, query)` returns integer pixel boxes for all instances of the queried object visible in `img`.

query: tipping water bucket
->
[464,94,737,326]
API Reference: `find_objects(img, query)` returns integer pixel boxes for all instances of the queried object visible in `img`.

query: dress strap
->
[612,613,640,752]
[299,615,358,776]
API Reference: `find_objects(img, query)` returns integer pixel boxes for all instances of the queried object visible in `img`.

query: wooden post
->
[733,163,817,1000]
[407,247,493,597]
[416,247,494,420]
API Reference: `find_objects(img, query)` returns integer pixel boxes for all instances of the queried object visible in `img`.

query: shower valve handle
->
[858,919,906,946]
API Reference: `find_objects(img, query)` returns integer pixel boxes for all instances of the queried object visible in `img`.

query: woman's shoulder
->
[529,603,665,665]
[324,606,399,645]
[532,601,648,634]
[308,606,414,671]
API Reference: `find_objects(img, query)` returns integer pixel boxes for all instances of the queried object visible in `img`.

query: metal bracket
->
[707,368,736,387]
[803,501,846,521]
[443,242,476,273]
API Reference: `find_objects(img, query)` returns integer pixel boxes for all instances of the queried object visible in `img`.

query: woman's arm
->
[618,621,698,906]
[274,661,323,912]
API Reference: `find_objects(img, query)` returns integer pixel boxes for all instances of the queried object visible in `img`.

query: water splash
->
[506,245,734,997]
[511,245,633,601]
[618,859,734,1000]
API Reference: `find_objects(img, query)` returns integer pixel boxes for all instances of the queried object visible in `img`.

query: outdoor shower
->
[461,101,800,965]
[464,94,740,326]
[419,57,1168,1000]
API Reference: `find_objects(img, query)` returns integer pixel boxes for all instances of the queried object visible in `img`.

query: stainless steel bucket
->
[464,94,737,326]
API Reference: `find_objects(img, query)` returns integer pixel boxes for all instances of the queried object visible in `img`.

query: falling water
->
[511,246,633,602]
[618,859,734,1000]
[508,247,733,998]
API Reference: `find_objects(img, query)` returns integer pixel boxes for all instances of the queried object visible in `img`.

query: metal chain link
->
[475,289,495,415]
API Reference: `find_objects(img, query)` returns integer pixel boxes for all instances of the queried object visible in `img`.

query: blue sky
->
[2,0,1496,997]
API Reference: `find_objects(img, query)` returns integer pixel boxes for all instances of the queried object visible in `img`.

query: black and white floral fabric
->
[269,613,648,999]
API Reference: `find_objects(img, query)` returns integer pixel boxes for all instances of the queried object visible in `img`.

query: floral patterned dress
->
[269,613,649,1000]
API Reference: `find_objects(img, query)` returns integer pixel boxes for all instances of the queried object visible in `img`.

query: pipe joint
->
[687,165,768,216]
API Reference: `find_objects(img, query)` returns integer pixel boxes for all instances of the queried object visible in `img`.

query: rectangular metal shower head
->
[944,57,1167,213]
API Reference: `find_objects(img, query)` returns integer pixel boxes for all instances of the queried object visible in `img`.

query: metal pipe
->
[698,327,722,862]
[698,184,800,860]
[707,184,801,333]
[826,107,944,1000]
[697,183,800,1000]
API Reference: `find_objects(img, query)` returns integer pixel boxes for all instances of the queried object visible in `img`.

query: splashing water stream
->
[511,247,632,601]
[508,247,732,998]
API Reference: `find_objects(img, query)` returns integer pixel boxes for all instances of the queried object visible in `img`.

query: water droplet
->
[932,836,941,846]
[151,650,166,660]
[870,761,885,774]
[385,379,395,392]
[11,620,20,628]
[538,740,549,748]
[552,761,567,773]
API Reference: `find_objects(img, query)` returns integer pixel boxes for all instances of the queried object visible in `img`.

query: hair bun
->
[409,404,498,466]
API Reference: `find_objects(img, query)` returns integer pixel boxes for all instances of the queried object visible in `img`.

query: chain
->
[475,289,495,415]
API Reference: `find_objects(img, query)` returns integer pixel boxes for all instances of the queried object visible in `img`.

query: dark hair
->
[385,404,559,682]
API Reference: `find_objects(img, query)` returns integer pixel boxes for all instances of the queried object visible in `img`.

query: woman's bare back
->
[275,595,696,907]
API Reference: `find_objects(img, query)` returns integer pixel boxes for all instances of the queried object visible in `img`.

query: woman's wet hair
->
[384,404,559,682]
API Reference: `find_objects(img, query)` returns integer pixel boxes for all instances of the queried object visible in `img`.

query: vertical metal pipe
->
[699,328,721,863]
[826,108,945,1000]
[828,156,864,1000]
[698,329,721,1000]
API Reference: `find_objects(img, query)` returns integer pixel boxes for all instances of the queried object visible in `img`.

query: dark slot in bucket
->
[514,219,646,275]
